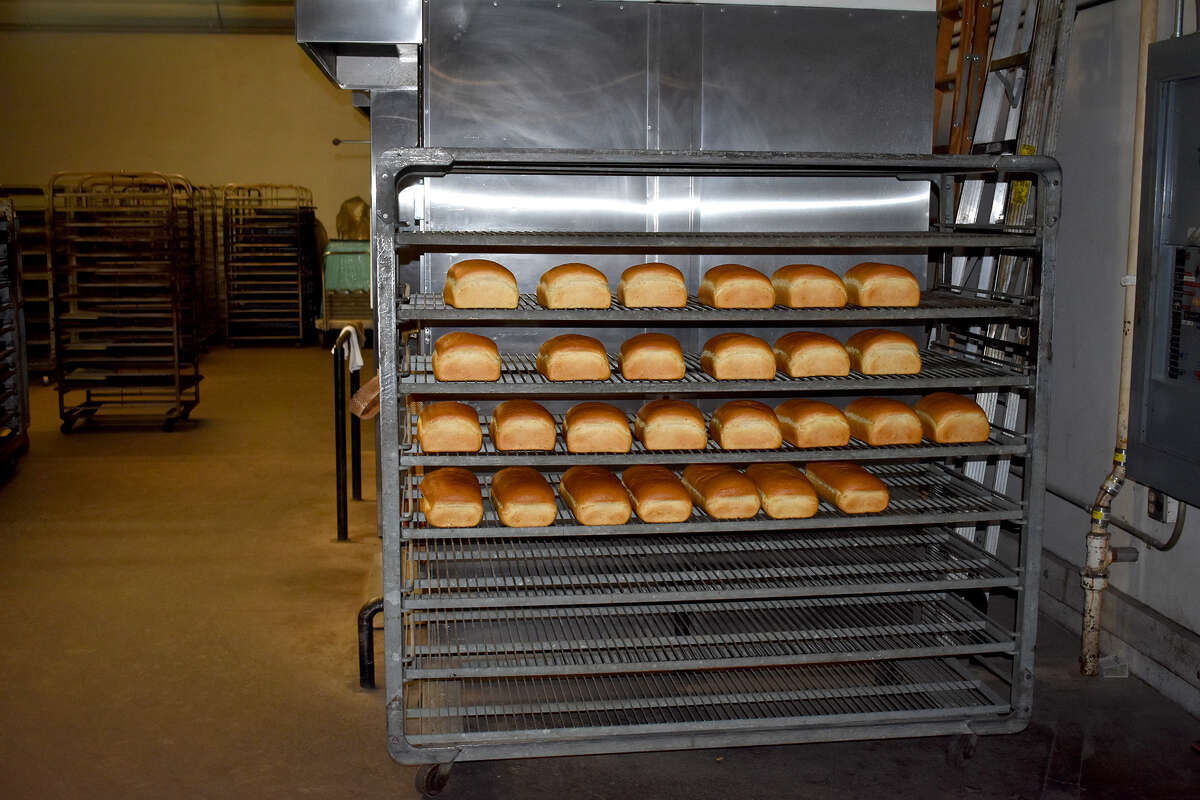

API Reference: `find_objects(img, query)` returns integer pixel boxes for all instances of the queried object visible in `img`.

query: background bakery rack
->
[0,198,31,479]
[0,185,53,381]
[372,148,1058,785]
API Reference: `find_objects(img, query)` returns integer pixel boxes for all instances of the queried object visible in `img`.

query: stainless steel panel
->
[295,0,421,44]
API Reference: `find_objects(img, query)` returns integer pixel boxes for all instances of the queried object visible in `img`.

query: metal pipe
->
[1081,0,1157,677]
[1175,0,1185,35]
[1048,483,1188,550]
[358,597,384,689]
[334,329,351,542]
[350,368,362,501]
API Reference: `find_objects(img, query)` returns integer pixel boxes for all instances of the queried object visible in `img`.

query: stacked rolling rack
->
[49,172,202,432]
[0,198,31,477]
[376,148,1058,793]
[0,186,54,380]
[193,185,225,348]
[222,184,318,345]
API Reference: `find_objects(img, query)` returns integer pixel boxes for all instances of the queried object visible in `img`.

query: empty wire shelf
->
[398,350,1030,397]
[401,657,1009,747]
[402,527,1017,608]
[403,592,1015,679]
[400,463,1023,540]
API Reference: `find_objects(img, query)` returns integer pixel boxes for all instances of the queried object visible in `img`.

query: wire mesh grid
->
[400,463,1023,539]
[400,411,1028,466]
[403,526,1016,608]
[401,657,1008,744]
[403,592,1014,679]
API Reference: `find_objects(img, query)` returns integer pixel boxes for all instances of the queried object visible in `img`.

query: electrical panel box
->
[1129,32,1200,507]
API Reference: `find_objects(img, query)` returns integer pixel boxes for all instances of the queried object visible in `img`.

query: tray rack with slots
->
[193,186,225,348]
[48,172,203,432]
[0,186,53,378]
[0,198,31,476]
[377,149,1057,771]
[221,184,318,345]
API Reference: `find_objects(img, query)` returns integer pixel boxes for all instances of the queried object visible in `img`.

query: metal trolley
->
[48,172,203,432]
[0,186,53,379]
[222,184,318,345]
[373,148,1058,795]
[0,198,31,478]
[193,185,226,348]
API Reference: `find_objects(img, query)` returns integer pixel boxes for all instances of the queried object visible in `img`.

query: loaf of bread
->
[701,333,776,380]
[443,259,519,309]
[619,333,685,380]
[698,264,774,309]
[536,334,611,381]
[432,332,501,381]
[490,466,558,527]
[914,392,991,443]
[709,400,783,450]
[845,329,922,375]
[775,399,851,448]
[745,463,819,519]
[537,262,612,309]
[618,262,687,308]
[771,264,848,308]
[621,465,693,523]
[491,399,557,451]
[773,331,851,377]
[804,462,889,513]
[845,398,923,445]
[560,465,632,526]
[563,402,632,453]
[634,399,708,450]
[419,467,484,527]
[681,464,761,519]
[844,262,920,307]
[417,402,482,452]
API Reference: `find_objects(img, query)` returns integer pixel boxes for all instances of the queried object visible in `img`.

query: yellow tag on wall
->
[1010,144,1037,208]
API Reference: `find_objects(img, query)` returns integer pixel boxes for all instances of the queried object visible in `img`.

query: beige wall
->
[0,31,371,233]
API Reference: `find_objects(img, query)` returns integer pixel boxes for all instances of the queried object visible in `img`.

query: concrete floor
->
[0,347,1195,799]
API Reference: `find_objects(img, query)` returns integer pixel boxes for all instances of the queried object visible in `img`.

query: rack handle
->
[399,470,415,522]
[401,400,415,451]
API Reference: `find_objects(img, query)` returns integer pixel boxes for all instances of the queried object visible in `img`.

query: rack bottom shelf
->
[401,657,1009,747]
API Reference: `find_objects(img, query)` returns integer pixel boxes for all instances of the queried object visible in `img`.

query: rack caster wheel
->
[946,733,978,768]
[162,417,178,432]
[415,763,452,798]
[60,418,75,434]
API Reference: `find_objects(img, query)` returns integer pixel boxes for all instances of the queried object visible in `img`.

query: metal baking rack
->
[0,198,31,478]
[222,184,317,345]
[0,186,53,379]
[48,172,203,431]
[375,148,1057,773]
[193,186,225,347]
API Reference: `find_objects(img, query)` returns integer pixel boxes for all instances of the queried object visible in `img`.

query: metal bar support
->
[358,597,384,689]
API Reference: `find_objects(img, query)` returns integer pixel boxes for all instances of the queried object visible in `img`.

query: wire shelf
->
[398,350,1030,397]
[400,412,1028,466]
[402,526,1017,608]
[401,462,1022,540]
[402,657,1009,746]
[397,288,1034,325]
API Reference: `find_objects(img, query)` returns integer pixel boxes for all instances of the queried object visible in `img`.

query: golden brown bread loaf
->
[537,262,612,309]
[619,333,686,380]
[774,399,852,448]
[621,465,693,523]
[560,465,632,525]
[701,333,776,380]
[773,331,851,377]
[804,461,890,513]
[698,264,775,309]
[417,402,482,452]
[745,463,819,519]
[490,399,557,451]
[634,400,708,450]
[490,466,558,527]
[432,332,502,381]
[914,392,991,443]
[771,264,848,308]
[563,402,632,453]
[536,334,611,381]
[844,262,920,307]
[709,400,783,450]
[681,464,761,519]
[845,329,922,375]
[618,262,687,308]
[845,397,923,445]
[419,467,484,527]
[443,259,519,308]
